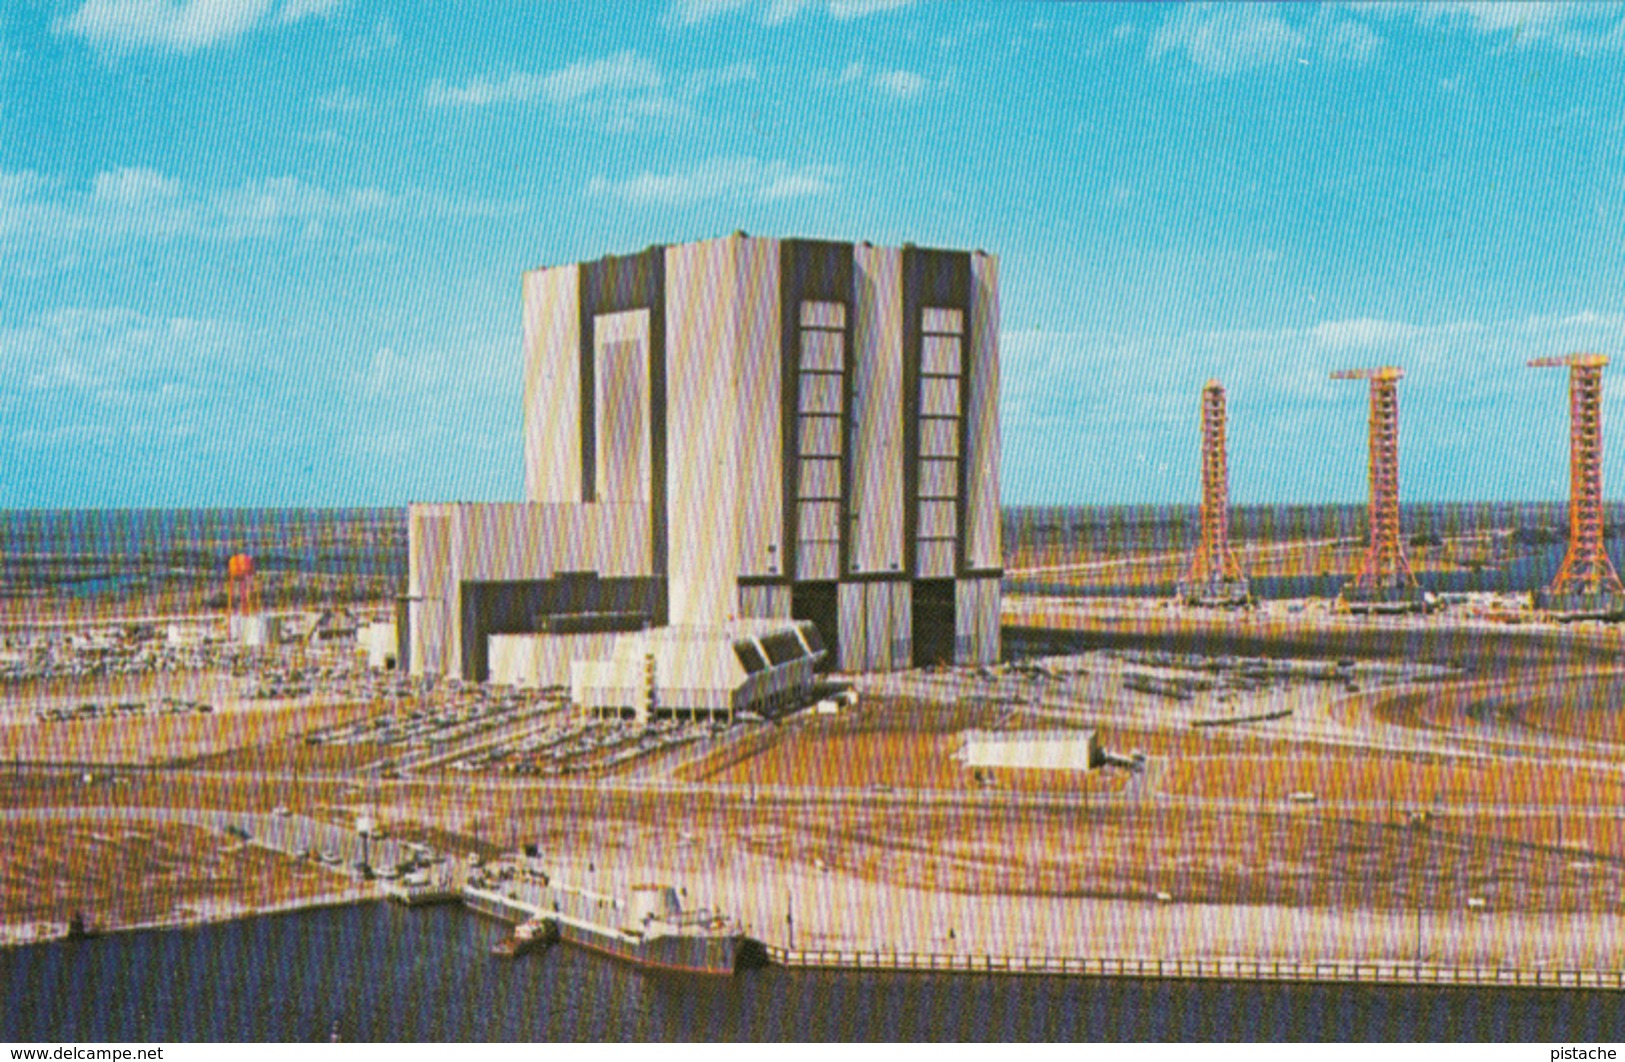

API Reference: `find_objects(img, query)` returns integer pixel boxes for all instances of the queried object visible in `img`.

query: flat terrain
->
[1006,533,1525,588]
[678,697,1130,797]
[0,819,357,941]
[11,584,1625,973]
[0,699,383,766]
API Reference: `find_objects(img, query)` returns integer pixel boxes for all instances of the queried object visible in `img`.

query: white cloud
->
[827,0,911,18]
[829,60,936,99]
[668,0,912,25]
[0,307,248,408]
[425,51,661,108]
[1149,4,1381,75]
[92,166,182,203]
[586,156,838,205]
[683,60,757,95]
[0,166,508,254]
[1352,2,1625,54]
[1000,309,1625,504]
[58,0,340,55]
[1309,318,1431,349]
[425,52,758,131]
[317,85,367,112]
[870,68,927,98]
[276,0,340,22]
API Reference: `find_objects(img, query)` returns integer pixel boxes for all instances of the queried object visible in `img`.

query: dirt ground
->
[0,700,382,766]
[1006,535,1519,587]
[679,698,1129,796]
[1371,674,1625,746]
[1160,751,1625,809]
[0,820,352,934]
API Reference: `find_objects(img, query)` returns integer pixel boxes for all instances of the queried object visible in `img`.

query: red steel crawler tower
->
[1331,366,1420,605]
[1529,353,1625,609]
[1179,380,1248,606]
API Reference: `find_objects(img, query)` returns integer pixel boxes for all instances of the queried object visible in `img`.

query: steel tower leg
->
[1354,376,1417,593]
[1546,363,1624,600]
[1180,381,1248,606]
[1331,365,1424,613]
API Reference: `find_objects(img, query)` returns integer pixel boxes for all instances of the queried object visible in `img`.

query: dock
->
[382,878,461,907]
[763,945,1625,991]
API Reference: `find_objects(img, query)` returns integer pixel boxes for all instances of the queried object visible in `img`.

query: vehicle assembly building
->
[404,234,1001,711]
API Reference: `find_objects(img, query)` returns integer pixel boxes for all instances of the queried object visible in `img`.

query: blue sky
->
[2,1,1624,508]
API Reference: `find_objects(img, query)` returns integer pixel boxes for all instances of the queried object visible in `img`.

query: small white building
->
[166,624,209,647]
[356,622,399,670]
[571,619,826,723]
[231,614,281,647]
[955,730,1100,772]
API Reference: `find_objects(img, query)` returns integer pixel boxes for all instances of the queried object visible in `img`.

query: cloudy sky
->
[3,1,1624,507]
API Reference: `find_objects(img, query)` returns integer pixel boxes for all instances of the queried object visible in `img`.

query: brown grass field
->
[678,698,1130,796]
[1006,535,1520,587]
[1161,752,1625,809]
[0,701,383,766]
[1369,674,1625,745]
[0,820,349,929]
[15,585,1625,930]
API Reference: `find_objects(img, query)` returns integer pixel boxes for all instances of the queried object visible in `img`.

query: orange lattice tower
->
[1178,380,1249,606]
[1332,367,1425,612]
[1529,353,1625,615]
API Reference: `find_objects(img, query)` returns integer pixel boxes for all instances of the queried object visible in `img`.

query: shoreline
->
[759,943,1625,992]
[0,887,380,949]
[7,890,1625,993]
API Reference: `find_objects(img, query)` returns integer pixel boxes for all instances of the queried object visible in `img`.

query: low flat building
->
[955,729,1100,772]
[571,619,824,723]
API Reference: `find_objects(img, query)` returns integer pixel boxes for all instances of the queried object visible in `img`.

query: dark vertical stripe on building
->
[900,246,971,578]
[778,238,855,584]
[579,245,668,625]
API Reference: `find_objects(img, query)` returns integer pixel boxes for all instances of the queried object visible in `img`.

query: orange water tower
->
[226,553,259,637]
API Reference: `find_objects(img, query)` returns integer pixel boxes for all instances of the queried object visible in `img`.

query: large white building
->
[403,234,1001,708]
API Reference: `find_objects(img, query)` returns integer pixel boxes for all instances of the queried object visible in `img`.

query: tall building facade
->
[406,233,1001,683]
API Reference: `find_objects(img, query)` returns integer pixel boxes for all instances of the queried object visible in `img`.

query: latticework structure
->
[1530,354,1625,614]
[1178,380,1248,606]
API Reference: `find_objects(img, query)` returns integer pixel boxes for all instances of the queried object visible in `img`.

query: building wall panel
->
[797,542,839,580]
[852,244,904,576]
[735,237,783,578]
[593,309,652,505]
[739,583,792,620]
[918,539,955,579]
[863,580,904,671]
[523,265,582,504]
[966,253,1002,571]
[889,580,913,668]
[838,581,867,672]
[956,576,1000,665]
[666,239,740,626]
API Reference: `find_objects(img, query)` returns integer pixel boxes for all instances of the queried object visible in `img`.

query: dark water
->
[3,904,1622,1042]
[0,504,1604,603]
[0,509,406,582]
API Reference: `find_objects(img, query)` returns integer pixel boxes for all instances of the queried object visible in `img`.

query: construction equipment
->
[1177,380,1249,606]
[1529,353,1625,618]
[1331,367,1427,613]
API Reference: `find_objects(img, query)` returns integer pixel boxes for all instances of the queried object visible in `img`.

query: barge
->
[463,876,750,975]
[490,918,558,959]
